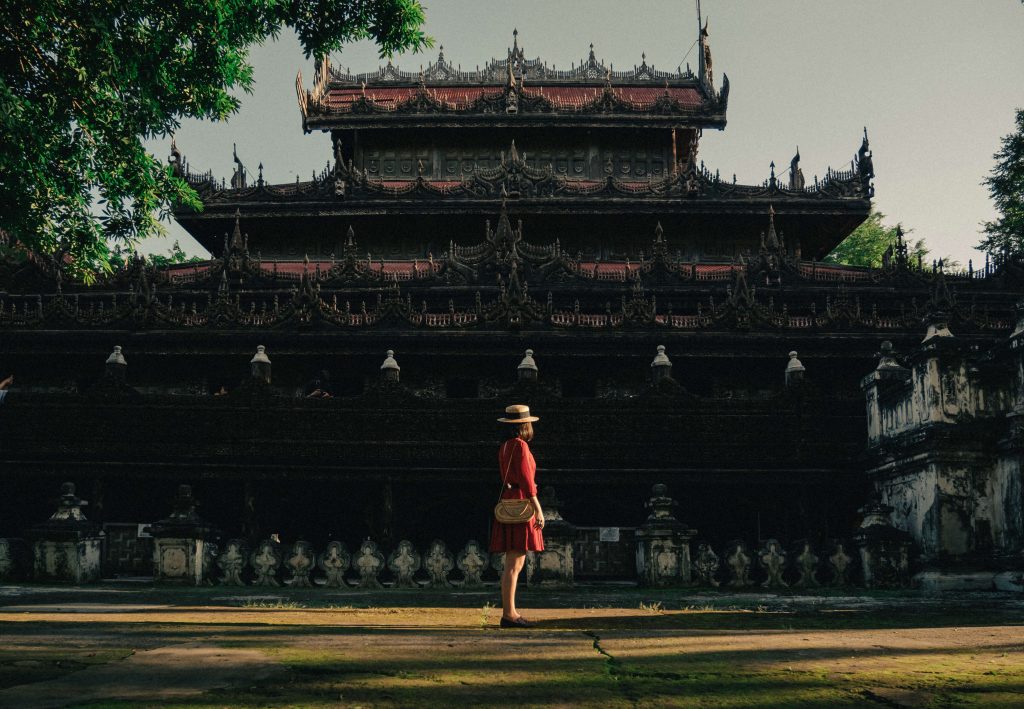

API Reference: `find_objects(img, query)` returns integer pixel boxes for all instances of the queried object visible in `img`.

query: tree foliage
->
[824,212,927,268]
[979,108,1024,257]
[0,0,430,281]
[108,240,202,270]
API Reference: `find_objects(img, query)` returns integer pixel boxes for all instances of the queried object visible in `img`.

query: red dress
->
[489,438,545,552]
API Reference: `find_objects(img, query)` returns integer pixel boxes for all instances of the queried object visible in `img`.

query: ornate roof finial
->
[512,27,519,50]
[437,44,445,63]
[765,205,780,251]
[230,209,243,251]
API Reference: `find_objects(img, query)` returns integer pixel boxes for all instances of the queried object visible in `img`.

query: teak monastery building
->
[1,25,1022,589]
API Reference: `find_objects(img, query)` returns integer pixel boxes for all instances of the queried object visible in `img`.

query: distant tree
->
[0,1,430,282]
[107,240,203,270]
[825,212,956,270]
[979,109,1024,257]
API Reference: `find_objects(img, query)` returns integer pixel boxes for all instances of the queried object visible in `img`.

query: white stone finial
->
[518,348,538,372]
[250,345,270,364]
[785,351,805,373]
[381,349,400,371]
[106,345,126,366]
[651,344,672,368]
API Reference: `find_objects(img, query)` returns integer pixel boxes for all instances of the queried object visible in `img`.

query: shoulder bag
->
[493,440,536,525]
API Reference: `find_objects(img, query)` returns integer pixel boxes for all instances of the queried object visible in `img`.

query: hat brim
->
[497,416,540,423]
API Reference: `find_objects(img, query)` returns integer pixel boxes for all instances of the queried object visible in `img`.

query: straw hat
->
[497,404,539,423]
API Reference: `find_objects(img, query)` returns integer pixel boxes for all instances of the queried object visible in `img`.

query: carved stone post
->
[457,540,488,588]
[0,538,29,582]
[758,538,788,588]
[355,540,385,588]
[692,543,721,586]
[380,349,400,384]
[826,540,853,586]
[649,345,673,384]
[423,540,455,588]
[250,345,271,384]
[724,540,754,588]
[854,498,913,588]
[217,539,248,586]
[635,484,697,586]
[29,483,103,584]
[318,541,351,588]
[388,540,422,589]
[250,539,282,586]
[517,349,538,384]
[285,540,316,587]
[792,540,821,588]
[532,487,576,586]
[150,484,214,585]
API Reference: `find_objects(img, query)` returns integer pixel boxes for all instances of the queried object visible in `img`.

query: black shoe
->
[500,616,534,628]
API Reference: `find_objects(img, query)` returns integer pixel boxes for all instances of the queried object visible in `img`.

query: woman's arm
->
[529,495,545,529]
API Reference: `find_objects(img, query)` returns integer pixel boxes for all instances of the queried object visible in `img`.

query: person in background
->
[304,369,334,398]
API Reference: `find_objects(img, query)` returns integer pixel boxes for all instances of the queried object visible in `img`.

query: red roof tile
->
[325,85,704,113]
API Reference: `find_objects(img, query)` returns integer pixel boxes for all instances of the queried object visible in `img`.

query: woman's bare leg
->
[501,551,527,619]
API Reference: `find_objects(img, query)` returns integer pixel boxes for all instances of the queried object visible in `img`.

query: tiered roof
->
[297,31,728,130]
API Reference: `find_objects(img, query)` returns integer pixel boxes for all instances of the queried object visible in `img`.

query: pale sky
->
[147,0,1024,266]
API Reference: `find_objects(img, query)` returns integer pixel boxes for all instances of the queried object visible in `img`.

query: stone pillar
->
[250,345,271,384]
[517,349,538,384]
[380,349,400,383]
[105,345,127,383]
[532,487,576,586]
[650,345,673,384]
[784,350,805,387]
[635,484,697,586]
[150,484,214,585]
[861,341,910,445]
[854,498,913,588]
[29,483,103,584]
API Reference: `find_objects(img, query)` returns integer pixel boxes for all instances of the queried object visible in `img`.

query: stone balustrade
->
[0,480,934,590]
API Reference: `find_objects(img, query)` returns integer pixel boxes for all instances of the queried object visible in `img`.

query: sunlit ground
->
[1,585,1022,707]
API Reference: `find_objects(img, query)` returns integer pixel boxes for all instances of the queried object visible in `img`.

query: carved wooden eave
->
[3,253,1017,334]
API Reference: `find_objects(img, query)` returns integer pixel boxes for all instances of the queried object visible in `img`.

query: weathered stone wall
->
[863,309,1024,571]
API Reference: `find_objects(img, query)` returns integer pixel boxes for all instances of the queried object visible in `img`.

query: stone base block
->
[993,571,1024,592]
[532,543,574,586]
[914,570,996,592]
[33,538,102,584]
[154,537,208,584]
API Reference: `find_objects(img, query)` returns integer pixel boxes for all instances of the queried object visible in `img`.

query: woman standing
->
[490,404,545,628]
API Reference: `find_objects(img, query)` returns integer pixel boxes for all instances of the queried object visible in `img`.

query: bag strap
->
[496,439,516,503]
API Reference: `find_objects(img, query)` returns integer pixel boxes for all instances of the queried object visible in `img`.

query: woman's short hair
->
[511,421,534,442]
